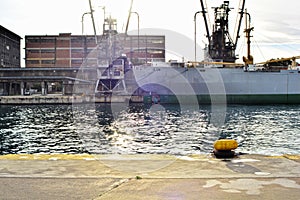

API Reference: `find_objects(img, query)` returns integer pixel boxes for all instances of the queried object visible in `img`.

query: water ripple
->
[0,104,299,155]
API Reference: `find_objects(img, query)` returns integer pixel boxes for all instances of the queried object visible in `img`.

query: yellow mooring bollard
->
[213,139,238,158]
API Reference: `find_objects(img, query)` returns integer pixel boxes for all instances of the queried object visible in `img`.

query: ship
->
[93,0,300,104]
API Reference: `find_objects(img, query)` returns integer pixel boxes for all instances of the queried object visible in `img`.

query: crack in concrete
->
[96,178,130,199]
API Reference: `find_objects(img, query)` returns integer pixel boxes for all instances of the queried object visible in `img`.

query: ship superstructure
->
[199,0,246,63]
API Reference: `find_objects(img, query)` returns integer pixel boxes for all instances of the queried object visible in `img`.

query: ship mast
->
[243,9,254,65]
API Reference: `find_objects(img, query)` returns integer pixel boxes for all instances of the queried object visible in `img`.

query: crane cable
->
[237,32,246,58]
[233,0,243,46]
[253,38,267,62]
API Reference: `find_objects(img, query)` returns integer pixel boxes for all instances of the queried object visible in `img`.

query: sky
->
[1,0,300,65]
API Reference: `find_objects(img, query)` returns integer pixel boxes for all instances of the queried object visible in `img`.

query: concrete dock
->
[0,154,299,199]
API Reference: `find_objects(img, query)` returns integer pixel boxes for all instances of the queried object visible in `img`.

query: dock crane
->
[256,56,300,69]
[199,0,246,63]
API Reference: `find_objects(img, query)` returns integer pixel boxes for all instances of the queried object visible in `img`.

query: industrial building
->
[0,25,22,68]
[25,33,165,68]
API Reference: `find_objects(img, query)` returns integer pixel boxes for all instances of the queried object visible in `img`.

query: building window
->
[41,60,55,64]
[148,49,163,54]
[41,49,55,53]
[27,60,39,64]
[28,49,40,53]
[71,38,84,43]
[151,40,164,44]
[26,38,40,43]
[40,38,55,43]
[71,49,83,53]
[71,59,83,64]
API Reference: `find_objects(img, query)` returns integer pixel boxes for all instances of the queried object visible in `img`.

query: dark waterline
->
[0,103,299,155]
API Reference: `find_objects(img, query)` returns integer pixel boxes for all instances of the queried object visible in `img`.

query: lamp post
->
[81,12,91,35]
[100,6,106,21]
[131,11,140,55]
[99,6,106,24]
[194,11,201,63]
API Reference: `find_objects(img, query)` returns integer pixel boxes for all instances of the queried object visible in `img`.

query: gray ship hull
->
[127,66,300,104]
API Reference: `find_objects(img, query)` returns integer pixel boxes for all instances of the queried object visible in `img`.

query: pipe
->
[194,11,201,62]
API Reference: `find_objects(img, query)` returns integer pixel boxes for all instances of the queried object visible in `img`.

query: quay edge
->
[1,94,300,105]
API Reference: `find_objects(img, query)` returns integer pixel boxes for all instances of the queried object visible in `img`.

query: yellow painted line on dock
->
[264,154,300,160]
[283,154,300,160]
[0,154,96,160]
[0,154,299,161]
[0,154,177,161]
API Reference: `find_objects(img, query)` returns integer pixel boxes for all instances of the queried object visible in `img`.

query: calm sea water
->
[0,103,299,156]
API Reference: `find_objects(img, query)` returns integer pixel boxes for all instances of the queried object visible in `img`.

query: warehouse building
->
[25,33,165,68]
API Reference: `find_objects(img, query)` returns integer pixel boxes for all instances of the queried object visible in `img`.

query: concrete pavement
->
[0,154,299,199]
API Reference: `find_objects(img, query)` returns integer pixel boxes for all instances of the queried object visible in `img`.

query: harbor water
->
[0,103,299,156]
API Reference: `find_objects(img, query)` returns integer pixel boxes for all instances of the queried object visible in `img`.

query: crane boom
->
[125,0,134,35]
[88,0,98,43]
[256,56,300,66]
[233,0,246,49]
[199,0,211,42]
